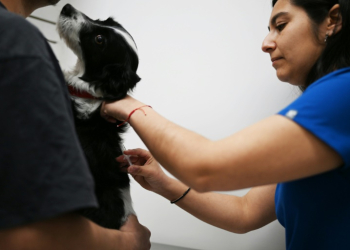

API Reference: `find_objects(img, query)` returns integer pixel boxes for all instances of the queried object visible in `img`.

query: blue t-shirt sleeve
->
[278,67,350,169]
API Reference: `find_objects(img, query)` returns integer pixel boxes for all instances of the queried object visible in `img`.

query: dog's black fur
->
[57,4,140,229]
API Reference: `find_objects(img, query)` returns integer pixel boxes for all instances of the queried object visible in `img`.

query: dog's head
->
[57,4,140,100]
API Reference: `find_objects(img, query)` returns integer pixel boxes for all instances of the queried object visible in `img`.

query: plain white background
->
[31,1,300,249]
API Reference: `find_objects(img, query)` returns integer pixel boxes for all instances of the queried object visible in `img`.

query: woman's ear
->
[327,4,342,36]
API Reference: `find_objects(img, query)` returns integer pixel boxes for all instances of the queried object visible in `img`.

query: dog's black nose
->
[61,4,75,17]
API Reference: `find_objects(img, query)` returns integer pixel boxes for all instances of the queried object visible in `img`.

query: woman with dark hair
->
[102,0,350,249]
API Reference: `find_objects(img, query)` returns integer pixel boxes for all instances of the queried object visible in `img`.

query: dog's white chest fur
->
[121,187,136,223]
[63,65,103,119]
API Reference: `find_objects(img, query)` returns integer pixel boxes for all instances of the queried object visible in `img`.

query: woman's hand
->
[117,148,173,196]
[100,95,145,122]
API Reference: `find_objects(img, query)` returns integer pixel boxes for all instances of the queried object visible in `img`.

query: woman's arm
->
[119,149,276,234]
[162,180,277,234]
[0,213,150,250]
[102,96,343,191]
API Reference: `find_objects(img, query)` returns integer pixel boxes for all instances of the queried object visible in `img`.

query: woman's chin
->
[276,71,290,83]
[276,70,306,86]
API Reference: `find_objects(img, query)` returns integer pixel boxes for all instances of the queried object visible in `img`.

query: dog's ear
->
[82,64,141,100]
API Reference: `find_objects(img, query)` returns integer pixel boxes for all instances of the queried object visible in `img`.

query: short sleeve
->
[0,57,98,229]
[278,67,350,169]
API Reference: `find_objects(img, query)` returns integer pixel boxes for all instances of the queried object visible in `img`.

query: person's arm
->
[174,183,277,234]
[118,149,276,234]
[0,213,151,250]
[102,96,343,192]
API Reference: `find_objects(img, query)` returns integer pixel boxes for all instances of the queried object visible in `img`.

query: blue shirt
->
[276,67,350,250]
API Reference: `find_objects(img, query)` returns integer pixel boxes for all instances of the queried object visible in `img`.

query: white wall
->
[32,1,300,249]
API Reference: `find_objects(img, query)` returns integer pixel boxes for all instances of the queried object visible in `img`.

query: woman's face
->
[262,0,326,86]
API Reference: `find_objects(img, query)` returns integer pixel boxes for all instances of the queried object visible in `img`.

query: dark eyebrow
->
[268,12,289,31]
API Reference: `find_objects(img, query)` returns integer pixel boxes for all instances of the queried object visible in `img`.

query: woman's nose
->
[262,34,276,53]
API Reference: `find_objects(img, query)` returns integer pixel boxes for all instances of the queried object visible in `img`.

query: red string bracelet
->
[117,105,152,127]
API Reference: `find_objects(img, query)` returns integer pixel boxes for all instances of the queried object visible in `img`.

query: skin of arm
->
[102,96,343,192]
[175,184,277,234]
[0,213,151,250]
[118,149,277,234]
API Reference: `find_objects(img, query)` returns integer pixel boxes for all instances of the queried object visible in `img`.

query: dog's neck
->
[68,85,101,100]
[64,60,103,119]
[64,60,102,96]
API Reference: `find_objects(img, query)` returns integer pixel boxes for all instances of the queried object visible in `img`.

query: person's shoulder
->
[279,67,350,115]
[0,8,50,59]
[305,67,350,95]
[327,67,350,83]
[312,67,350,87]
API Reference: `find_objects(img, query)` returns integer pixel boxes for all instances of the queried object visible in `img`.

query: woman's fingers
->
[116,155,145,168]
[123,148,152,159]
[116,148,153,167]
[115,148,165,193]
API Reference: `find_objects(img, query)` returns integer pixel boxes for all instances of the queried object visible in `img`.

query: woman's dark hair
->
[272,0,350,90]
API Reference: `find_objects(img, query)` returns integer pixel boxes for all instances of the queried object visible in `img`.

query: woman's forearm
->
[129,108,214,191]
[157,179,277,234]
[157,177,250,234]
[102,97,222,191]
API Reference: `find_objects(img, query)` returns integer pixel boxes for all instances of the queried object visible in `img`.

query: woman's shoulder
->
[278,67,350,169]
[308,67,350,91]
[286,67,350,111]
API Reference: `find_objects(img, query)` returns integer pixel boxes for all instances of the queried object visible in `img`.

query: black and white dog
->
[57,4,140,229]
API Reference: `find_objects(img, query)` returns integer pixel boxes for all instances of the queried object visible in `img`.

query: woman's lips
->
[271,57,283,67]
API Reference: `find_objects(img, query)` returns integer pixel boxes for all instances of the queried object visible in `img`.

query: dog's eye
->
[95,35,104,45]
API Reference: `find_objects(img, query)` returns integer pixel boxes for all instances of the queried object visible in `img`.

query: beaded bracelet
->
[117,105,152,127]
[171,188,191,204]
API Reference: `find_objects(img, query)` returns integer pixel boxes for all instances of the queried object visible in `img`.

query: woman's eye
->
[276,23,286,32]
[95,35,104,45]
